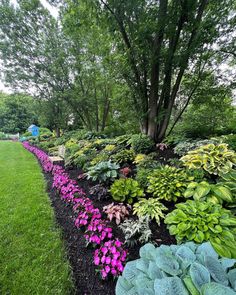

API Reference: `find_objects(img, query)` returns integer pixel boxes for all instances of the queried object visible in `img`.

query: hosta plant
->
[86,161,120,183]
[103,203,131,225]
[180,144,236,175]
[135,167,152,189]
[110,178,144,204]
[119,217,152,247]
[165,200,236,258]
[184,181,233,204]
[89,184,108,200]
[133,198,168,225]
[219,170,236,203]
[174,139,219,156]
[116,241,236,295]
[147,166,194,201]
[112,149,135,164]
[128,134,155,153]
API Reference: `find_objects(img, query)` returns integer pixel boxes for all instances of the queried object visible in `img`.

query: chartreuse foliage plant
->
[86,160,120,182]
[116,241,236,295]
[133,198,168,225]
[184,181,233,204]
[110,178,144,204]
[181,144,236,175]
[147,166,194,201]
[165,200,236,258]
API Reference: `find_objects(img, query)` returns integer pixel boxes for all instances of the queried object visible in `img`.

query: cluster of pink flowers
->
[84,219,113,246]
[94,240,127,279]
[22,141,127,279]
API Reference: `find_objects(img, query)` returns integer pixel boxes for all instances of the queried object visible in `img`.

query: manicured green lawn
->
[0,141,73,294]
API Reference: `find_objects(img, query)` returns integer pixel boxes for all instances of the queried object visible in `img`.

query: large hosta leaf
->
[196,242,218,259]
[122,260,139,283]
[155,253,181,276]
[190,262,210,291]
[154,277,189,295]
[201,282,236,295]
[140,243,156,260]
[205,255,228,286]
[228,269,236,291]
[116,276,134,295]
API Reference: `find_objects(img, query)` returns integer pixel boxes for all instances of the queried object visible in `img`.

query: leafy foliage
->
[110,178,144,204]
[133,198,168,225]
[174,139,220,156]
[128,134,155,153]
[165,200,236,258]
[135,168,152,189]
[116,241,236,295]
[181,144,236,175]
[147,166,194,201]
[86,161,120,183]
[218,170,236,202]
[103,203,130,225]
[119,218,152,247]
[89,184,108,200]
[184,181,233,204]
[111,149,135,164]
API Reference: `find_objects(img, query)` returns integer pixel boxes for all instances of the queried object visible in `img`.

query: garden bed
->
[43,158,176,295]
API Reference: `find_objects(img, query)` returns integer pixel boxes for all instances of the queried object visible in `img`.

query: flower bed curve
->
[23,142,127,279]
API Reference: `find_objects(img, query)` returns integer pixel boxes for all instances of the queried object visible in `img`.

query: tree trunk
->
[55,127,61,138]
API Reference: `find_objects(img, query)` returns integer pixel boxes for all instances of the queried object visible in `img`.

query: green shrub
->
[181,144,236,175]
[133,198,167,225]
[112,149,135,164]
[128,134,155,153]
[116,241,236,295]
[119,217,152,247]
[165,200,236,258]
[86,160,120,183]
[147,165,194,201]
[184,181,233,204]
[110,178,144,204]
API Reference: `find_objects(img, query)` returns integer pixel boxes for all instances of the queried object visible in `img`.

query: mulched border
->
[28,145,177,295]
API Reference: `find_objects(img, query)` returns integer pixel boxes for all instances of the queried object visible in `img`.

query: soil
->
[42,148,177,295]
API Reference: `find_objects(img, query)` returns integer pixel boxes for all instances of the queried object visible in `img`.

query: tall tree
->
[77,0,235,141]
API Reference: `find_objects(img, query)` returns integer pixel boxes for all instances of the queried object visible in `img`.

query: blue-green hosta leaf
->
[220,258,236,271]
[176,246,196,263]
[154,277,189,295]
[196,242,218,259]
[148,261,165,280]
[116,276,134,295]
[170,244,180,254]
[155,253,181,276]
[205,255,228,286]
[140,243,156,260]
[122,260,139,283]
[185,241,198,252]
[137,287,154,295]
[201,282,236,295]
[190,262,211,291]
[228,269,236,291]
[136,259,149,274]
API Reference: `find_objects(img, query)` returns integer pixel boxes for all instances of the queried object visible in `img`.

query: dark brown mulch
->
[42,152,177,295]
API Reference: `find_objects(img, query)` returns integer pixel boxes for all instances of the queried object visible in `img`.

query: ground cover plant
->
[0,141,73,294]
